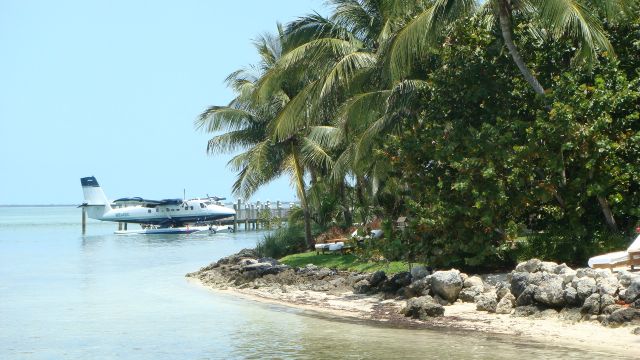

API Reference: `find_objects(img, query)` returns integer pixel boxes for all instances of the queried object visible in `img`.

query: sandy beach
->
[189,277,640,357]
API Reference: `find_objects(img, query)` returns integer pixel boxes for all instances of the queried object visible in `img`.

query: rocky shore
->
[187,250,640,355]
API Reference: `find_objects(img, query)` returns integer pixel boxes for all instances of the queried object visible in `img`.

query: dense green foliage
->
[255,223,307,259]
[201,1,640,269]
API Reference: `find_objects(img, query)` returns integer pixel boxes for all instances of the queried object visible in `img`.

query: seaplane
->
[79,176,236,235]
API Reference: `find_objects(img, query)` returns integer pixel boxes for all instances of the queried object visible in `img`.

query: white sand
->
[189,278,640,356]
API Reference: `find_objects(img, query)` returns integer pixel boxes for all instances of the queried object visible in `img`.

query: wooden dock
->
[218,200,297,231]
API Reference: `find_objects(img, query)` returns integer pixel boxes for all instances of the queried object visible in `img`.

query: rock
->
[563,286,580,307]
[369,270,387,288]
[431,270,463,303]
[633,327,640,335]
[390,272,413,288]
[605,308,640,326]
[632,299,640,309]
[510,272,530,298]
[407,276,432,298]
[401,296,445,319]
[617,270,640,287]
[622,278,640,303]
[600,294,616,312]
[496,283,511,300]
[257,257,278,266]
[304,264,318,271]
[459,285,484,303]
[239,258,258,266]
[475,292,497,312]
[463,276,484,289]
[433,294,450,306]
[513,305,542,317]
[602,304,624,315]
[495,293,515,314]
[533,276,565,307]
[572,277,596,303]
[575,268,598,279]
[596,277,620,297]
[379,279,401,294]
[410,266,430,280]
[516,285,537,306]
[539,261,558,273]
[554,263,571,274]
[315,267,335,279]
[515,259,541,273]
[242,262,274,272]
[581,294,601,315]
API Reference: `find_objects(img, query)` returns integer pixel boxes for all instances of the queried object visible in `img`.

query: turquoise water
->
[0,207,627,359]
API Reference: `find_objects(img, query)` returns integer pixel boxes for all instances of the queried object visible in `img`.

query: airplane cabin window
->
[190,206,194,210]
[200,203,206,209]
[148,209,151,213]
[156,208,159,212]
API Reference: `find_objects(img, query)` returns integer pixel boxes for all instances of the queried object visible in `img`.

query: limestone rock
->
[495,293,515,314]
[632,327,640,335]
[410,266,430,280]
[510,272,530,298]
[459,285,483,303]
[401,296,445,319]
[539,261,558,273]
[433,294,450,306]
[516,285,537,306]
[369,270,387,288]
[606,308,640,326]
[563,286,580,307]
[391,271,413,288]
[431,270,463,303]
[475,292,498,312]
[407,276,432,298]
[575,268,598,279]
[515,259,541,273]
[533,276,565,307]
[572,277,596,303]
[617,270,640,287]
[596,276,620,296]
[496,283,511,300]
[622,278,640,303]
[581,293,601,315]
[463,276,484,289]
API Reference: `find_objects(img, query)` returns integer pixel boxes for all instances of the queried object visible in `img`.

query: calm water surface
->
[0,207,625,359]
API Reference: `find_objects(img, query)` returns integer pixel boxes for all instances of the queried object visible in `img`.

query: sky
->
[0,0,328,205]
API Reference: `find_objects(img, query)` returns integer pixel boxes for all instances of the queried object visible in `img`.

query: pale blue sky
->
[0,0,327,205]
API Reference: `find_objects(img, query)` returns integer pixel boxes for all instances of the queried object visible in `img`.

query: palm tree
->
[390,0,637,95]
[197,29,333,248]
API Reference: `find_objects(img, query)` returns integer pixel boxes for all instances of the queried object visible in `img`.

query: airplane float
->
[79,176,236,234]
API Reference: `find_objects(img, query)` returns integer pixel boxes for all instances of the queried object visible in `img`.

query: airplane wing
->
[112,197,183,206]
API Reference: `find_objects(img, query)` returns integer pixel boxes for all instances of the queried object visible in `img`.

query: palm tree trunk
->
[339,180,353,227]
[292,146,314,248]
[498,0,545,96]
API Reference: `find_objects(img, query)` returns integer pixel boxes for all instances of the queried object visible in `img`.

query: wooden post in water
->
[244,204,249,231]
[235,199,241,232]
[276,201,282,228]
[266,201,271,229]
[255,201,261,230]
[82,208,87,234]
[250,203,255,230]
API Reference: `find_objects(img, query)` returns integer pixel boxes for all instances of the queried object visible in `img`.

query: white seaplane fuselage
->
[80,176,236,234]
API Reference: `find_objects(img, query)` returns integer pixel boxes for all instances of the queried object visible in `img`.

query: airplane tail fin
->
[80,176,112,218]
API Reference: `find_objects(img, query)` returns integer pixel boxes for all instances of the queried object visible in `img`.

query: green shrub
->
[255,224,307,259]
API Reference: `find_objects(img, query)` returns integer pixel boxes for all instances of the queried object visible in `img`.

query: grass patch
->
[279,251,409,274]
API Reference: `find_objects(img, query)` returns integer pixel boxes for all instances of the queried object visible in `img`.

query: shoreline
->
[187,250,640,357]
[189,278,640,356]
